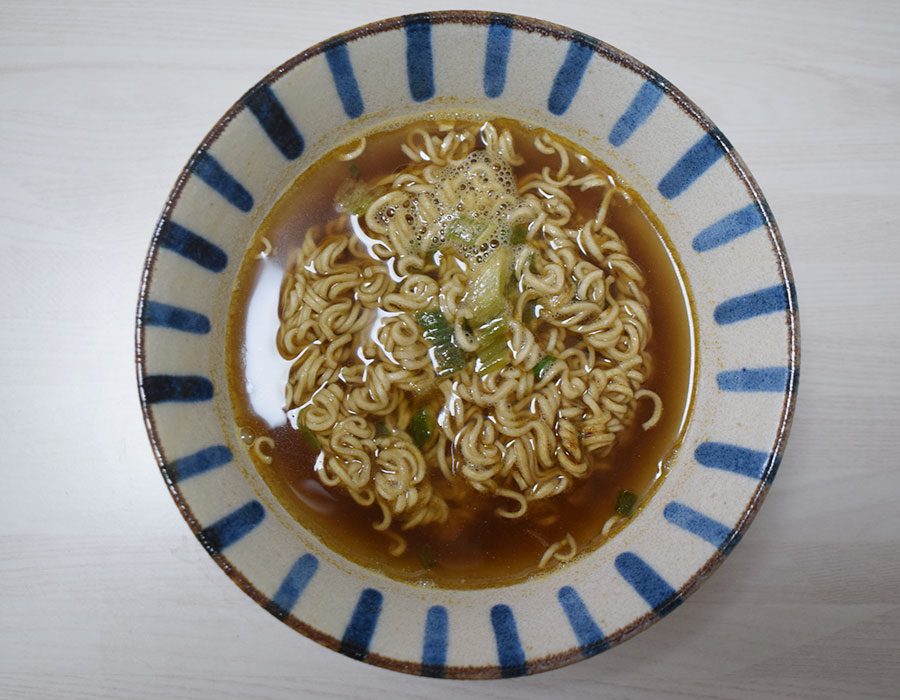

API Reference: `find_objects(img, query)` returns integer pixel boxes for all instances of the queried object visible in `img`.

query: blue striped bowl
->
[136,11,798,678]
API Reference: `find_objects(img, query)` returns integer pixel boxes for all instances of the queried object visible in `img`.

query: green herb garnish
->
[509,224,529,245]
[297,425,320,451]
[407,408,436,448]
[334,179,387,216]
[294,409,321,450]
[415,308,466,376]
[615,489,638,517]
[420,544,437,570]
[446,214,496,245]
[463,246,514,376]
[532,355,556,381]
[474,316,510,376]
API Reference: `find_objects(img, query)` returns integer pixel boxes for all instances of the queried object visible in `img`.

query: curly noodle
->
[276,121,662,564]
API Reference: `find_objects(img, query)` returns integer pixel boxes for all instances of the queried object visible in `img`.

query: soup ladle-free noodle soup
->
[226,117,693,588]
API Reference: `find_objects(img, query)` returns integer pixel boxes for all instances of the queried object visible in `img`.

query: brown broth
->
[225,117,694,588]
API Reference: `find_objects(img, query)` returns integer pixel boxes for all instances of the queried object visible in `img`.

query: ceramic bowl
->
[136,11,798,678]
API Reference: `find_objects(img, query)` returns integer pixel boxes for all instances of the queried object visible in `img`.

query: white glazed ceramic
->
[136,11,798,678]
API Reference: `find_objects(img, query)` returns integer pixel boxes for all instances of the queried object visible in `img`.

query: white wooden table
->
[2,1,898,697]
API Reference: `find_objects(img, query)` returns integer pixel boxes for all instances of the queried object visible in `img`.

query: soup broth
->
[225,116,693,588]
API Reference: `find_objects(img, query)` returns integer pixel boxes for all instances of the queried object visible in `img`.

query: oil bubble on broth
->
[226,116,693,588]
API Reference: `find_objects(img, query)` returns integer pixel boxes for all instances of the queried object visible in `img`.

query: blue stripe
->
[157,220,228,272]
[717,366,790,392]
[490,604,528,677]
[142,374,213,404]
[142,300,210,334]
[421,605,448,677]
[198,501,265,553]
[243,83,304,160]
[663,502,733,550]
[695,441,772,481]
[547,39,593,115]
[405,16,435,102]
[658,131,726,199]
[615,552,682,617]
[191,151,254,212]
[266,554,319,620]
[339,588,383,661]
[162,445,232,483]
[325,42,365,119]
[484,15,513,98]
[609,81,664,147]
[692,203,766,251]
[558,587,608,657]
[714,284,792,325]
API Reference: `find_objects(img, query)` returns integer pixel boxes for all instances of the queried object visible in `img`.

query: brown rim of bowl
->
[135,9,799,679]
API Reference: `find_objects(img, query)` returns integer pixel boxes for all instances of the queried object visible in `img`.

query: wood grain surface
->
[1,1,898,697]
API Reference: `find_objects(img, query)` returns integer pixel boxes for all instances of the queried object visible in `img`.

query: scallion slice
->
[615,489,638,517]
[415,308,466,376]
[297,424,320,451]
[474,317,510,376]
[420,544,437,569]
[446,214,496,245]
[532,355,556,381]
[407,408,436,448]
[463,247,514,376]
[509,224,528,245]
[334,179,387,216]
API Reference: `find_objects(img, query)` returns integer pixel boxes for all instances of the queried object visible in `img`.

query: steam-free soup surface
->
[226,117,693,588]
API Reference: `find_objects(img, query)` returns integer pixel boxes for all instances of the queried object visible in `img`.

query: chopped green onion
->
[420,544,437,569]
[334,179,387,216]
[474,316,510,376]
[433,344,467,376]
[297,424,320,451]
[416,308,453,345]
[446,214,496,245]
[415,308,466,376]
[523,300,538,324]
[445,214,475,243]
[528,250,538,274]
[348,162,360,180]
[407,408,436,448]
[465,247,512,320]
[475,221,498,245]
[615,489,638,517]
[509,224,528,245]
[532,355,556,381]
[295,409,321,450]
[463,247,514,376]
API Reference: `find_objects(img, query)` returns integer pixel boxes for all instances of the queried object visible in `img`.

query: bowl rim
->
[136,9,799,678]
